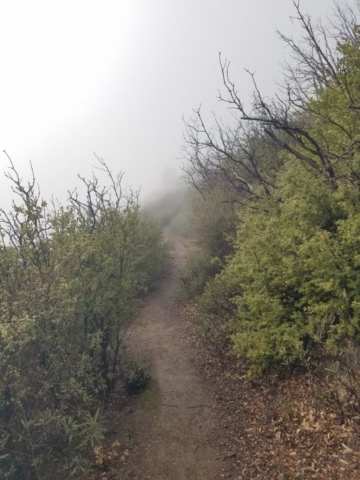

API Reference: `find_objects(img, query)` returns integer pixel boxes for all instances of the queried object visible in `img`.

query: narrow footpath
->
[113,232,223,479]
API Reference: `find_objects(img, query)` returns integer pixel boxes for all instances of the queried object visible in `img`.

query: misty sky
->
[0,0,339,206]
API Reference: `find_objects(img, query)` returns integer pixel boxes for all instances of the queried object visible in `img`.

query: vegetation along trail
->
[113,230,222,479]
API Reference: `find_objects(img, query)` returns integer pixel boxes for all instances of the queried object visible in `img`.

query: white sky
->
[0,0,338,206]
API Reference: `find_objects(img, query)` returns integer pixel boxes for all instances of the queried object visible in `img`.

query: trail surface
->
[114,232,222,479]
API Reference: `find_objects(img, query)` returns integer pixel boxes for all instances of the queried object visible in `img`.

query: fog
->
[0,0,337,207]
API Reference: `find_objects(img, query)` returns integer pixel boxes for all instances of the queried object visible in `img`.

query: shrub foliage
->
[0,157,168,478]
[182,2,360,380]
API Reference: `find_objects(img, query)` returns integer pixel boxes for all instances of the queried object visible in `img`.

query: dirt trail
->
[114,232,222,479]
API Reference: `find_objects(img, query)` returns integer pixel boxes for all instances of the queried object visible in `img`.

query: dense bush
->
[183,3,360,379]
[124,361,150,395]
[0,158,169,478]
[181,186,237,298]
[208,163,360,376]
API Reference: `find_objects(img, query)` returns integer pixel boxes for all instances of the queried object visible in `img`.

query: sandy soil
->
[108,233,223,480]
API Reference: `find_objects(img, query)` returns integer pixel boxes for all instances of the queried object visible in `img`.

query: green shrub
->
[124,361,150,395]
[180,187,237,299]
[181,6,360,381]
[180,248,221,298]
[202,161,360,377]
[0,159,169,478]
